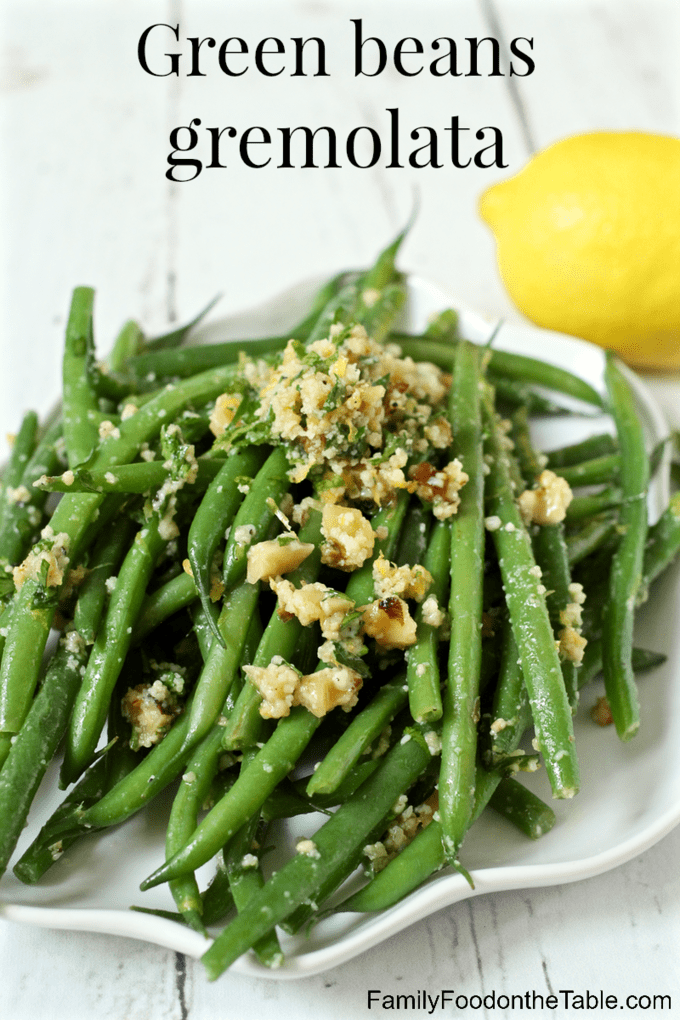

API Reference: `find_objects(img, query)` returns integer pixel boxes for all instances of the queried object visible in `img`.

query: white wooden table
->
[2,2,679,1017]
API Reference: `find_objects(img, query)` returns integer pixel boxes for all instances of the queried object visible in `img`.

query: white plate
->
[1,276,678,979]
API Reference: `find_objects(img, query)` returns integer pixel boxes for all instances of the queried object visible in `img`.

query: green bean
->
[107,320,144,372]
[361,222,412,295]
[336,759,508,915]
[129,906,190,925]
[279,832,381,937]
[440,340,485,857]
[291,270,360,340]
[166,727,226,934]
[306,676,408,797]
[122,340,283,386]
[0,633,88,878]
[190,600,220,663]
[579,639,667,687]
[304,281,364,345]
[262,782,320,822]
[601,353,649,741]
[359,280,407,343]
[566,487,623,522]
[641,491,680,588]
[287,755,440,934]
[487,373,571,416]
[406,520,450,723]
[556,454,621,488]
[220,509,323,751]
[485,348,604,408]
[546,432,618,469]
[200,855,235,927]
[512,408,581,713]
[487,620,532,762]
[482,386,579,799]
[0,589,14,667]
[488,778,556,840]
[0,580,55,736]
[395,336,604,408]
[35,456,226,495]
[188,447,268,643]
[394,500,431,567]
[262,780,324,821]
[200,724,436,979]
[336,739,542,917]
[1,412,39,497]
[305,230,406,345]
[304,759,382,810]
[62,287,101,468]
[131,572,198,645]
[13,683,139,884]
[73,515,137,644]
[221,446,290,590]
[566,516,620,567]
[0,412,39,557]
[143,295,221,353]
[183,581,261,748]
[510,405,543,482]
[534,523,580,714]
[61,515,170,786]
[222,813,283,968]
[0,420,61,567]
[301,761,443,928]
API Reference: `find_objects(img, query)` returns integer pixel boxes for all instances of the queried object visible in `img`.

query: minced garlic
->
[98,420,121,441]
[121,679,182,750]
[361,596,417,649]
[558,625,587,663]
[244,660,362,719]
[296,838,321,858]
[269,578,354,640]
[6,483,32,502]
[518,470,573,526]
[320,504,375,571]
[368,790,440,872]
[408,459,468,519]
[13,525,70,592]
[246,537,314,584]
[243,661,300,719]
[372,553,433,602]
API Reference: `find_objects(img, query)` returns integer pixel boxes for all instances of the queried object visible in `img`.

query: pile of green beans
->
[1,234,678,981]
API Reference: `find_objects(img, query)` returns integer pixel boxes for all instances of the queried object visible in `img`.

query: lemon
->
[479,132,680,370]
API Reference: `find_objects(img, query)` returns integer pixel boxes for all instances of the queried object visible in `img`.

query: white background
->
[1,1,680,1017]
